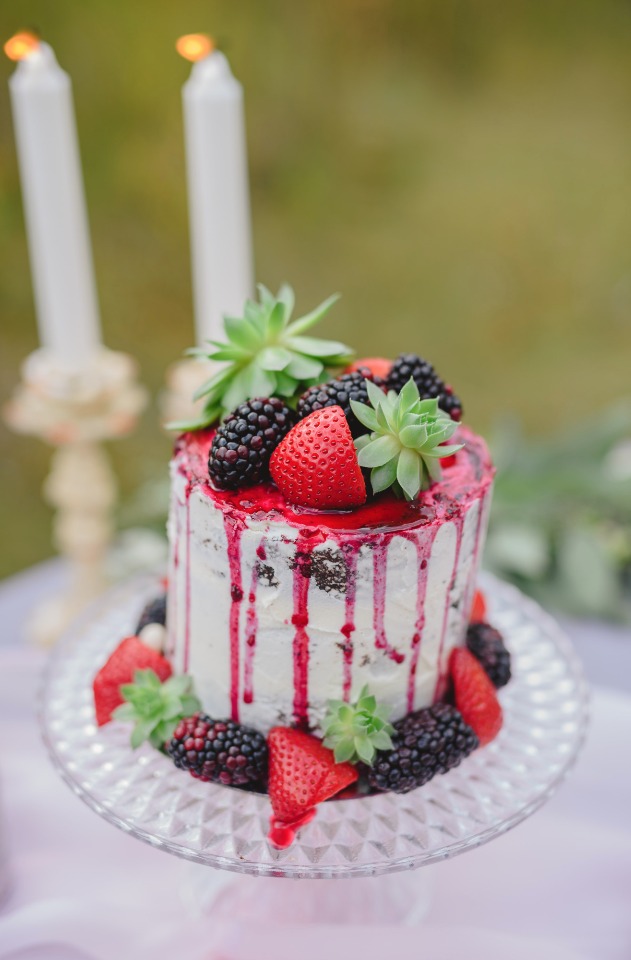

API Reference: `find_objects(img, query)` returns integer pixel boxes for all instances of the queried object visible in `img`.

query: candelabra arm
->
[160,357,220,430]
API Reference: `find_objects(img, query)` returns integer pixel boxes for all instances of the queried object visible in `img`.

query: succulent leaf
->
[351,378,464,501]
[169,286,353,431]
[322,685,395,766]
[113,668,201,750]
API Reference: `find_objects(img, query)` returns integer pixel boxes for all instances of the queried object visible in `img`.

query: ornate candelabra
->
[4,347,148,645]
[161,357,217,428]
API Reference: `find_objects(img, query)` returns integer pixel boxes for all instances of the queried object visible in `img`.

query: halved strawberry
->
[269,406,366,510]
[345,357,392,380]
[267,727,358,847]
[449,647,502,746]
[93,636,172,726]
[470,589,487,623]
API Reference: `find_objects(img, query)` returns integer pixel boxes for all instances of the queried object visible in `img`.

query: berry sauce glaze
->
[171,426,494,729]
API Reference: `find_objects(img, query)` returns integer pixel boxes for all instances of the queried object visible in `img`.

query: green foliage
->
[351,378,463,500]
[323,685,395,766]
[113,669,201,750]
[169,285,353,430]
[486,402,631,621]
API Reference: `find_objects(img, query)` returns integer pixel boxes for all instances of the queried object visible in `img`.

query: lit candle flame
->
[176,33,214,63]
[4,31,40,62]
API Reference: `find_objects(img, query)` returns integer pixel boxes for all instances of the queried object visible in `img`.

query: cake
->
[166,423,493,735]
[92,286,509,846]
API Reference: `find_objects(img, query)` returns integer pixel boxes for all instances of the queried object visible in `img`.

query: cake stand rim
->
[39,571,590,880]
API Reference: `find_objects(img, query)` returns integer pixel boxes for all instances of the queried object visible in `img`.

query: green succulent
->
[170,284,354,430]
[113,669,201,750]
[351,378,464,501]
[323,686,395,766]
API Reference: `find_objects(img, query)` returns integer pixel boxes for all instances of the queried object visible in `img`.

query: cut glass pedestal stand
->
[40,572,589,926]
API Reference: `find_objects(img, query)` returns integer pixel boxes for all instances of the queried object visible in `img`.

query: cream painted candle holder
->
[161,357,218,428]
[4,347,148,645]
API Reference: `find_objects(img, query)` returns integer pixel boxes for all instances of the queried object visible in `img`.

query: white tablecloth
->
[0,565,630,960]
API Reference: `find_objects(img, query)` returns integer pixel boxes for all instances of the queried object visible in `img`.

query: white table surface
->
[0,562,630,960]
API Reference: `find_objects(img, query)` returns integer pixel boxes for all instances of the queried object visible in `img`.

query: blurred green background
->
[1,1,630,613]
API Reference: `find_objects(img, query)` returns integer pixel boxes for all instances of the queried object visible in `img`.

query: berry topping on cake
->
[93,637,172,727]
[386,353,463,421]
[171,285,353,430]
[114,670,201,749]
[269,406,367,509]
[351,378,463,501]
[449,647,503,746]
[470,588,487,623]
[166,714,268,787]
[466,622,511,689]
[135,594,167,634]
[322,686,394,765]
[267,727,358,844]
[208,397,296,490]
[297,370,384,438]
[346,357,393,380]
[367,702,479,794]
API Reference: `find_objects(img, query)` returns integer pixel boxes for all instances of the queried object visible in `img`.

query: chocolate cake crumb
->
[290,547,350,594]
[256,561,279,588]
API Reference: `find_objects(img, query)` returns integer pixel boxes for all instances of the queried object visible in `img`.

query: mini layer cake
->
[94,287,510,840]
[166,426,494,734]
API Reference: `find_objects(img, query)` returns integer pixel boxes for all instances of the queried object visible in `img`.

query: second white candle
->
[182,45,254,346]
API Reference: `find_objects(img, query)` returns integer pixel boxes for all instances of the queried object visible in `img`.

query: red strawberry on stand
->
[267,727,358,848]
[270,406,366,510]
[93,636,172,726]
[449,647,503,746]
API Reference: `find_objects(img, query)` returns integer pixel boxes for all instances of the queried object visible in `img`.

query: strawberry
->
[470,589,487,623]
[345,357,392,380]
[93,636,172,726]
[269,406,366,510]
[267,727,358,846]
[449,647,502,746]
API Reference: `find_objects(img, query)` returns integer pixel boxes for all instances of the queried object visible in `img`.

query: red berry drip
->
[268,809,317,850]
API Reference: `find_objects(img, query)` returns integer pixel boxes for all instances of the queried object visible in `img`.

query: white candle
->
[7,34,101,371]
[179,35,254,346]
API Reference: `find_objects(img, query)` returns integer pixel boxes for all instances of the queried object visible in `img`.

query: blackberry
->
[367,702,478,794]
[166,713,268,788]
[209,397,296,490]
[466,622,511,689]
[297,369,384,438]
[386,353,462,421]
[135,594,167,634]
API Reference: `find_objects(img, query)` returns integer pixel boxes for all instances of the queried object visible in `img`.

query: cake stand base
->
[179,860,433,925]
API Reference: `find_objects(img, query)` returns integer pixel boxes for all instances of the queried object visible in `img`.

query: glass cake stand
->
[40,572,589,925]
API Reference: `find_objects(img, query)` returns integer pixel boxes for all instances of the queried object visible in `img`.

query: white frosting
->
[167,436,493,734]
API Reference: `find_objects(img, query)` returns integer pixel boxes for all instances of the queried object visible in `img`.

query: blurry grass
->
[1,0,631,577]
